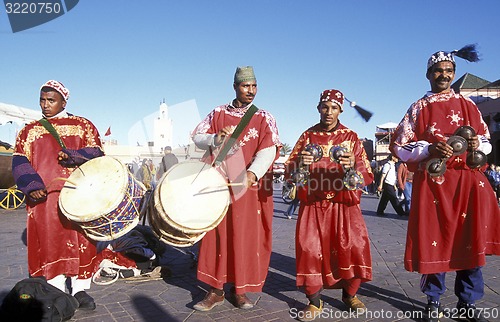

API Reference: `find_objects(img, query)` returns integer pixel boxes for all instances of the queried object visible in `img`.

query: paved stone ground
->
[1,184,499,321]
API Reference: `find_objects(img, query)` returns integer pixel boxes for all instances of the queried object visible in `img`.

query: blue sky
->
[1,0,500,148]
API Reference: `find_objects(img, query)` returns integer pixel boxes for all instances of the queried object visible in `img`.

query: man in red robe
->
[12,80,104,310]
[191,66,280,311]
[285,89,373,321]
[391,46,500,322]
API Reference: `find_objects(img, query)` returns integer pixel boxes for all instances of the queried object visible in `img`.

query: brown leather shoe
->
[298,300,323,321]
[342,295,366,314]
[193,290,224,311]
[233,293,254,309]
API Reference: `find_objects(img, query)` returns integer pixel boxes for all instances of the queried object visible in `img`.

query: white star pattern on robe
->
[446,110,463,125]
[427,122,439,135]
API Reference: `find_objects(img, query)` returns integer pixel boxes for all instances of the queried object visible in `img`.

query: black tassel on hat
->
[345,98,373,122]
[452,44,480,63]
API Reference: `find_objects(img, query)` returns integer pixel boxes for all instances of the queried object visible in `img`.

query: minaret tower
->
[154,98,173,151]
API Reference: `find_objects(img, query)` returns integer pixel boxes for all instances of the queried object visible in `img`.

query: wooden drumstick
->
[226,182,245,187]
[46,177,78,190]
[194,182,245,195]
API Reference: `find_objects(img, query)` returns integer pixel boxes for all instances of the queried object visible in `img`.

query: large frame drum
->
[59,156,146,241]
[149,161,230,247]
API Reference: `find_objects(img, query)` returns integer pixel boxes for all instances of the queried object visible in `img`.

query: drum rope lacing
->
[79,179,142,239]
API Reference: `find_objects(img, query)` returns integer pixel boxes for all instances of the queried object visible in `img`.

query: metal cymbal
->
[329,146,348,162]
[466,150,487,169]
[447,136,468,155]
[426,158,446,177]
[454,125,476,140]
[305,144,323,162]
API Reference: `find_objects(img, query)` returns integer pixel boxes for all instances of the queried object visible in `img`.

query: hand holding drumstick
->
[215,126,235,146]
[30,189,47,200]
[29,153,77,201]
[29,152,64,200]
[245,171,257,188]
[57,150,69,162]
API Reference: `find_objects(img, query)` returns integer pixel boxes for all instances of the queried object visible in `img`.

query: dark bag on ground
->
[0,277,79,322]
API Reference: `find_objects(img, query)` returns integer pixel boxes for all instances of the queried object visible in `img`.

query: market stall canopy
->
[376,122,399,130]
[0,102,41,126]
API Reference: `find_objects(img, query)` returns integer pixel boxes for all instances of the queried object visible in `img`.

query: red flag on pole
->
[104,127,111,136]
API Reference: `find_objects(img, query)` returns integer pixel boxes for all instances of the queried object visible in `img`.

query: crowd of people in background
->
[485,163,500,205]
[125,146,179,191]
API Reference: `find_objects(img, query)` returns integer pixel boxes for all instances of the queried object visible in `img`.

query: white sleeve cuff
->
[247,146,277,180]
[193,133,217,150]
[477,135,492,155]
[393,140,431,163]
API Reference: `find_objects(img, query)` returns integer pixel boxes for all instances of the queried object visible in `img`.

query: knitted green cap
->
[234,66,256,83]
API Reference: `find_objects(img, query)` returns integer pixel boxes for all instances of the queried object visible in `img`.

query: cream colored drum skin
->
[59,156,146,241]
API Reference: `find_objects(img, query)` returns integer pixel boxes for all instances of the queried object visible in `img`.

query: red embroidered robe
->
[391,90,500,274]
[13,116,103,280]
[286,123,374,289]
[192,104,280,293]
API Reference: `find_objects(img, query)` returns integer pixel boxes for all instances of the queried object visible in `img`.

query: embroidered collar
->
[225,100,255,117]
[426,88,456,98]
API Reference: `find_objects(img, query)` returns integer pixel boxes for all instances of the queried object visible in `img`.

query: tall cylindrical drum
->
[149,161,230,247]
[59,156,146,241]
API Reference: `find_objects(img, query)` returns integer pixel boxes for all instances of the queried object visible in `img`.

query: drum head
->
[59,156,130,221]
[155,161,230,233]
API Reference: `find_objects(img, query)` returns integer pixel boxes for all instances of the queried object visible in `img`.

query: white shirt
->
[382,161,397,186]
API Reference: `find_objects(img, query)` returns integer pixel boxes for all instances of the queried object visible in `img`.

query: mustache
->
[436,77,451,82]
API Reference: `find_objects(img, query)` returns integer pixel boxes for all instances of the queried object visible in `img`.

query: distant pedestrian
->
[484,163,496,189]
[138,158,152,190]
[130,156,141,180]
[285,197,299,219]
[396,161,413,216]
[372,164,382,197]
[157,146,178,180]
[376,154,406,216]
[147,159,157,189]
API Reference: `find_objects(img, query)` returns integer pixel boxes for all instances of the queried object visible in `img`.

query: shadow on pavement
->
[132,294,181,321]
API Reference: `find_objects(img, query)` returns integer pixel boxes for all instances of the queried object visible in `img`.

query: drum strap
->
[213,104,258,164]
[38,118,67,149]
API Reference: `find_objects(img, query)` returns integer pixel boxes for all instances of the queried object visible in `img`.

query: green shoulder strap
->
[39,118,66,149]
[214,104,258,164]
